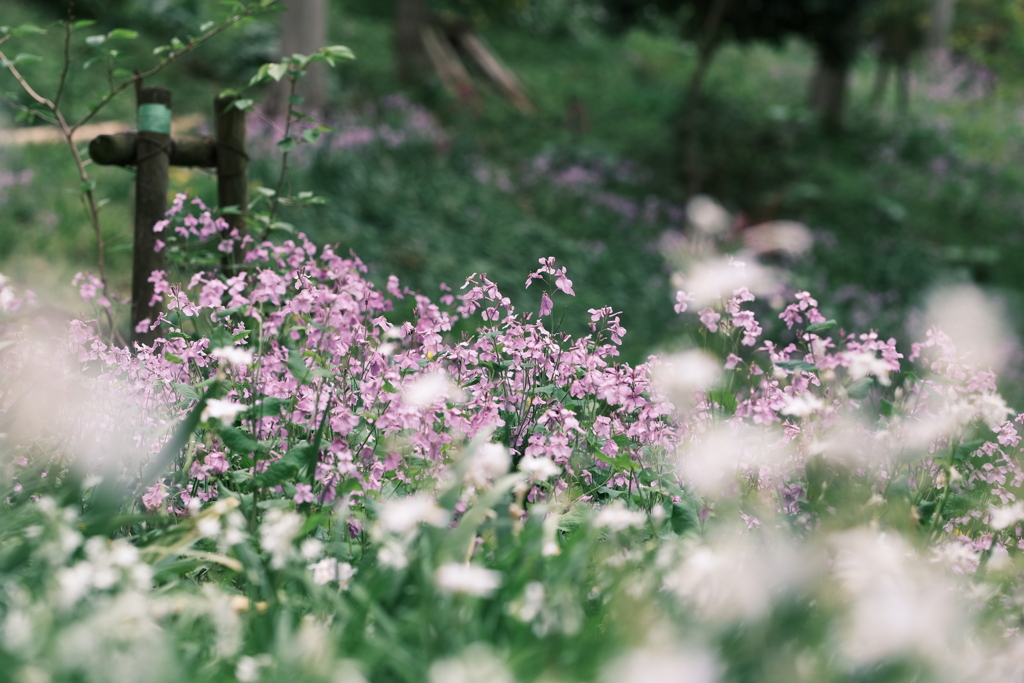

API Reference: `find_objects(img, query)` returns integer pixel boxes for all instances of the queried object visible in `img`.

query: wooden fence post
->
[132,86,171,347]
[215,95,249,266]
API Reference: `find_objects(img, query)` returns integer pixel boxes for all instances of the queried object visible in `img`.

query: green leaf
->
[846,377,874,400]
[217,426,260,454]
[228,98,254,111]
[320,45,355,63]
[242,397,290,419]
[267,62,288,82]
[164,352,184,364]
[247,63,270,86]
[10,24,46,37]
[170,36,185,50]
[805,319,837,333]
[277,137,298,152]
[671,501,699,535]
[8,53,42,66]
[953,439,987,464]
[172,383,200,401]
[775,360,817,373]
[253,444,308,488]
[287,353,312,385]
[153,45,172,56]
[708,387,738,414]
[72,20,97,29]
[880,399,895,418]
[85,34,106,47]
[199,21,215,32]
[107,28,139,40]
[255,186,276,197]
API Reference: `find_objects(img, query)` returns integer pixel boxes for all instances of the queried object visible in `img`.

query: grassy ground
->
[5,0,1024,379]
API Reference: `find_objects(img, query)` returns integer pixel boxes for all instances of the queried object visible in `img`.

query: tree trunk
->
[808,52,849,131]
[680,0,732,194]
[271,0,328,116]
[395,0,430,85]
[896,60,911,117]
[871,61,891,106]
[927,0,956,61]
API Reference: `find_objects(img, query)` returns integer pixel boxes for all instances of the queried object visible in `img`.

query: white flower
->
[686,195,730,236]
[220,511,248,550]
[973,393,1013,430]
[235,655,268,683]
[378,540,409,570]
[336,561,357,589]
[780,392,825,418]
[989,501,1024,530]
[429,644,515,683]
[377,494,449,535]
[743,220,813,256]
[511,581,545,622]
[57,563,94,607]
[846,351,891,386]
[300,538,324,560]
[601,647,720,683]
[201,398,246,425]
[434,563,502,597]
[518,454,561,481]
[650,350,722,409]
[197,517,221,539]
[402,371,465,408]
[308,557,338,585]
[465,442,510,488]
[211,346,254,367]
[593,501,646,531]
[259,509,302,569]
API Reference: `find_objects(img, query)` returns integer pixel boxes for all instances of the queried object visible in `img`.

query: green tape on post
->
[137,103,171,134]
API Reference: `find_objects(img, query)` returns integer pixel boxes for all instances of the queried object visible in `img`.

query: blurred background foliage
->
[4,0,1024,386]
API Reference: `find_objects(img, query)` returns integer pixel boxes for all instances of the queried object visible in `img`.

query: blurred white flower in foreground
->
[465,442,511,488]
[601,646,720,683]
[201,398,246,425]
[989,501,1024,530]
[402,371,465,408]
[663,534,807,625]
[259,509,302,569]
[210,345,253,367]
[519,454,561,481]
[429,644,515,683]
[671,258,777,308]
[686,195,731,236]
[308,558,356,588]
[676,424,788,497]
[435,563,502,597]
[593,500,646,531]
[922,284,1013,374]
[831,529,964,668]
[376,494,449,536]
[742,220,814,257]
[651,350,721,411]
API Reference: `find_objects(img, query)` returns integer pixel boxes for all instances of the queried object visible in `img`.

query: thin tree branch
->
[71,0,278,133]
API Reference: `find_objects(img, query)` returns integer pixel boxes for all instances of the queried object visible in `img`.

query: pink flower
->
[698,308,720,333]
[555,272,575,296]
[294,483,315,505]
[540,292,553,316]
[143,480,169,511]
[674,291,695,314]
